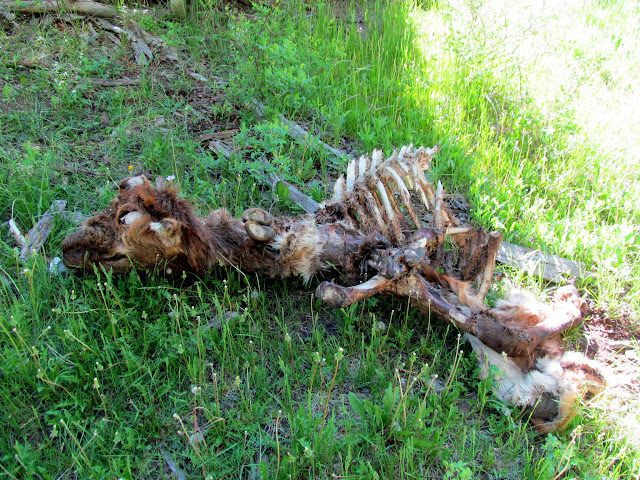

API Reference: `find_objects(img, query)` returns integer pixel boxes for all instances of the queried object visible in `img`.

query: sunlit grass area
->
[0,0,638,478]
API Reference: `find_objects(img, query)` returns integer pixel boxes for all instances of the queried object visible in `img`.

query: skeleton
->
[62,145,610,432]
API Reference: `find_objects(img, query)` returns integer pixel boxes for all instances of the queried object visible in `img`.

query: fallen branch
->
[498,241,593,282]
[0,0,118,18]
[87,77,139,87]
[251,100,354,163]
[18,200,67,261]
[2,59,51,69]
[197,129,240,142]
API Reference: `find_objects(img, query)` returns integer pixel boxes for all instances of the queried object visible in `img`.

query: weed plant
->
[0,0,638,478]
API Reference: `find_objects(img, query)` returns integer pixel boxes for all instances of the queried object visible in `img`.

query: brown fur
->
[63,176,277,275]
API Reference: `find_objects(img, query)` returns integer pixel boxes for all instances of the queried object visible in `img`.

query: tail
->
[465,334,577,432]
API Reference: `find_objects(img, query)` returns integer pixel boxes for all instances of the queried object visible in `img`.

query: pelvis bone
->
[62,145,609,432]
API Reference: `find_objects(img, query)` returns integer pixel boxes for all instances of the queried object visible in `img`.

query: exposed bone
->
[375,179,404,243]
[331,175,346,203]
[346,158,357,193]
[433,181,445,231]
[121,211,143,225]
[356,185,387,235]
[8,219,26,249]
[124,176,145,189]
[371,149,383,170]
[477,230,503,300]
[383,166,421,229]
[357,154,370,182]
[316,275,390,308]
[445,226,474,236]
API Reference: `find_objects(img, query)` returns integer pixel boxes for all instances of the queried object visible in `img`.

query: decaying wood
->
[197,129,240,142]
[11,200,67,261]
[94,18,179,66]
[2,59,51,69]
[86,77,140,87]
[251,100,354,163]
[498,241,592,282]
[0,0,118,18]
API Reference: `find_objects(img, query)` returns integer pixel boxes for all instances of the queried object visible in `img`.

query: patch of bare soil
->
[581,306,640,392]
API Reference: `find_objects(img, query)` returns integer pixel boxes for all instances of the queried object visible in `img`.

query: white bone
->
[434,181,445,230]
[121,211,143,225]
[371,149,383,171]
[376,180,395,222]
[332,175,346,203]
[126,176,145,188]
[346,159,356,192]
[358,154,370,181]
[384,166,410,197]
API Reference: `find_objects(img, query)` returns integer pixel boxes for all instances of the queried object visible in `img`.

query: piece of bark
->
[19,200,67,261]
[497,241,592,282]
[1,0,118,18]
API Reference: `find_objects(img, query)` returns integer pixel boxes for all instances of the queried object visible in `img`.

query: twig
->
[197,129,239,142]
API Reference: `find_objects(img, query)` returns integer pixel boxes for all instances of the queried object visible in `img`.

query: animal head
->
[62,176,213,275]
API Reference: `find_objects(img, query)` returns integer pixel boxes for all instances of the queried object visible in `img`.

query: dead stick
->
[0,0,119,18]
[20,200,67,261]
[250,100,354,162]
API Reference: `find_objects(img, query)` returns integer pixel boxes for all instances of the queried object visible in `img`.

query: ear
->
[119,175,150,190]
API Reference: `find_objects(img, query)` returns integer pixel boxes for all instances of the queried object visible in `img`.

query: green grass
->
[1,0,639,478]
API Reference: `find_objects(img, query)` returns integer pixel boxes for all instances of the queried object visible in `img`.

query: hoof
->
[242,208,273,226]
[245,221,275,242]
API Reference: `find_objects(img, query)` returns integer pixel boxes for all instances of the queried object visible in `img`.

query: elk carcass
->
[62,145,609,432]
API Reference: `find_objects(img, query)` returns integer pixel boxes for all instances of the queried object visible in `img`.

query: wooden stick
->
[250,100,354,163]
[0,0,118,18]
[497,241,593,282]
[19,200,67,261]
[87,77,139,87]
